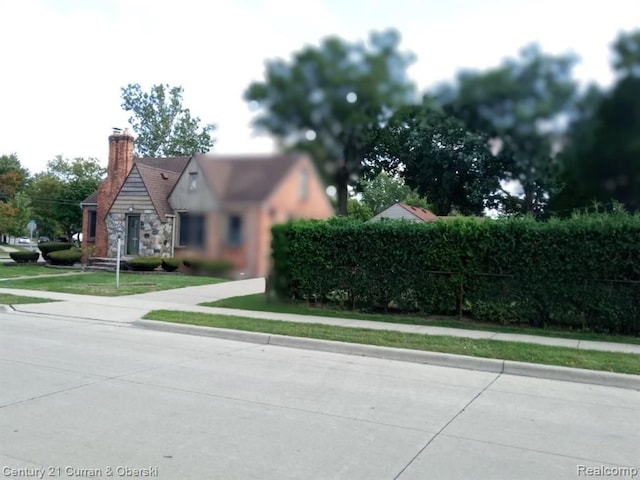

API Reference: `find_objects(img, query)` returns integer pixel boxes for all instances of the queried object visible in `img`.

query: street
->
[1,310,639,479]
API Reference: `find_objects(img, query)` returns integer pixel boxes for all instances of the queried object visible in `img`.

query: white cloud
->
[1,0,637,174]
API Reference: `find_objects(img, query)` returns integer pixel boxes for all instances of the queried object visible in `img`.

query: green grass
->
[144,310,640,375]
[0,264,67,279]
[203,293,640,345]
[0,293,58,304]
[2,272,228,296]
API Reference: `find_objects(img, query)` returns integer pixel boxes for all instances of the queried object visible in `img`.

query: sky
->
[1,0,638,174]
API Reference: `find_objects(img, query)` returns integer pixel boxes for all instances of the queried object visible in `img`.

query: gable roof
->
[194,153,301,202]
[135,156,190,174]
[397,203,439,222]
[136,163,181,219]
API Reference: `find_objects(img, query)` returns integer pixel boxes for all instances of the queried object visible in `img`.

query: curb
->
[0,305,15,313]
[134,319,640,391]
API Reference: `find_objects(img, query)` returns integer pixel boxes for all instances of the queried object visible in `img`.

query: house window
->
[228,215,243,246]
[179,213,205,248]
[88,211,97,240]
[300,169,309,200]
[189,172,198,191]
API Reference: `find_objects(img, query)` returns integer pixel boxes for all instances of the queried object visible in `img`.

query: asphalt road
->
[1,310,639,480]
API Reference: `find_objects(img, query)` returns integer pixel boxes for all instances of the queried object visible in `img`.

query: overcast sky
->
[1,0,638,174]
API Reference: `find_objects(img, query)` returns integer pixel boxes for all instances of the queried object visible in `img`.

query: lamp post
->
[116,233,121,289]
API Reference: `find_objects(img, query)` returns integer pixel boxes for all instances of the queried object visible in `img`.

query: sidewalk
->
[2,278,639,355]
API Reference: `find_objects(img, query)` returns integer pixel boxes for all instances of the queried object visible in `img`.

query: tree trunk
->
[337,165,349,216]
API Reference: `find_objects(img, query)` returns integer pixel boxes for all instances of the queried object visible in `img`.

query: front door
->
[126,215,140,255]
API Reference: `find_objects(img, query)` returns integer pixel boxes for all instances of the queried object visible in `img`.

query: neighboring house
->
[81,129,334,278]
[368,202,440,223]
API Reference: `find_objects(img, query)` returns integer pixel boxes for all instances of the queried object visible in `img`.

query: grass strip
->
[144,310,640,375]
[202,294,640,346]
[0,293,58,304]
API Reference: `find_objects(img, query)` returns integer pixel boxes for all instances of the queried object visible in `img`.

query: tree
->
[121,83,215,157]
[347,198,373,221]
[29,156,105,240]
[0,154,28,202]
[358,171,432,215]
[436,45,578,216]
[245,29,416,216]
[550,30,640,214]
[373,104,502,216]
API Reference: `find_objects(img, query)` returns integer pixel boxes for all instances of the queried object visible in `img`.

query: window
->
[299,169,309,200]
[189,172,198,191]
[179,213,205,248]
[88,211,97,240]
[228,215,243,246]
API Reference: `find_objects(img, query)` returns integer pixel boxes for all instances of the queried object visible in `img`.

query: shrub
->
[161,258,181,272]
[183,258,233,276]
[48,249,82,266]
[39,242,73,261]
[9,251,40,263]
[126,257,162,272]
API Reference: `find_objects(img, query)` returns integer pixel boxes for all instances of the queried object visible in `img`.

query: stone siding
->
[106,213,173,258]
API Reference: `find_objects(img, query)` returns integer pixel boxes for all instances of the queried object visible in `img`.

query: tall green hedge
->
[271,214,640,334]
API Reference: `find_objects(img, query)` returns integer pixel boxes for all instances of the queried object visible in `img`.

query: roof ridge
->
[136,162,180,174]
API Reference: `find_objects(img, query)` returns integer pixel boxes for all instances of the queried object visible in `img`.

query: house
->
[81,129,334,278]
[368,202,440,223]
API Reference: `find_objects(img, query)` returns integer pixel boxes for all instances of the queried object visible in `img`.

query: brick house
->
[81,130,334,278]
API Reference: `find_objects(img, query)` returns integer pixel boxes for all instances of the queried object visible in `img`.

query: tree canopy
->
[245,29,416,216]
[29,156,105,240]
[435,45,578,216]
[121,83,215,157]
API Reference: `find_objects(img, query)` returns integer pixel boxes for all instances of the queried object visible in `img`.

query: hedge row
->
[271,214,640,335]
[125,257,234,276]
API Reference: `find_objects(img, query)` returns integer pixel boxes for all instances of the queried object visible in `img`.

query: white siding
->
[368,204,422,222]
[168,157,217,212]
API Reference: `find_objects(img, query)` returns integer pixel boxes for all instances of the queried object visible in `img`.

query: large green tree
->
[373,103,502,216]
[245,29,416,216]
[29,156,105,240]
[436,45,578,216]
[551,30,640,214]
[121,83,215,157]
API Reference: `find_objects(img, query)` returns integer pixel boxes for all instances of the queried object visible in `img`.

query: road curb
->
[0,305,14,313]
[136,319,640,390]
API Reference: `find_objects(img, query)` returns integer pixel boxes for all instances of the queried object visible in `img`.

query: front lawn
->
[203,293,640,346]
[2,272,227,296]
[0,293,58,304]
[144,310,640,375]
[0,264,70,279]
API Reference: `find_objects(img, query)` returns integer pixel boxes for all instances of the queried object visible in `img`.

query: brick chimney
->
[93,129,135,257]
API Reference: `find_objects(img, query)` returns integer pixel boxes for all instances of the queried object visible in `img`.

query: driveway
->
[1,309,639,479]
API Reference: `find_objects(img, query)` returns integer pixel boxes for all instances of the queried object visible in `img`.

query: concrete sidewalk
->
[2,277,639,355]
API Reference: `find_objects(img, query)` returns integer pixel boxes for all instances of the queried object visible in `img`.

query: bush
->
[271,213,640,335]
[39,242,73,261]
[126,257,162,272]
[48,249,82,266]
[183,258,234,276]
[161,258,181,272]
[9,251,40,263]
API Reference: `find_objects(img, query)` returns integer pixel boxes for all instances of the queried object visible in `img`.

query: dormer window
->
[189,172,198,191]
